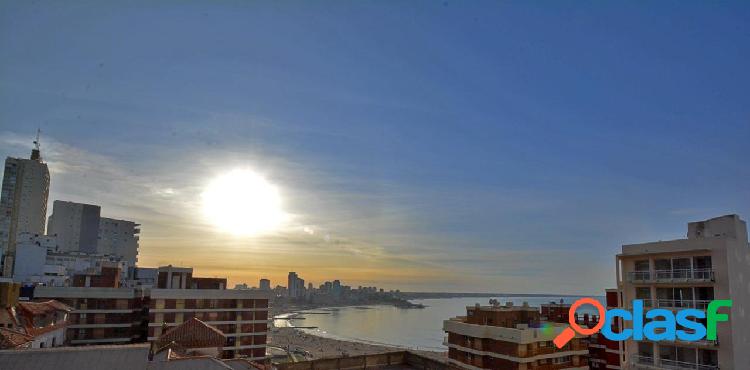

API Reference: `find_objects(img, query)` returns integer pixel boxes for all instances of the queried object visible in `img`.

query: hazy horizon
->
[1,1,748,295]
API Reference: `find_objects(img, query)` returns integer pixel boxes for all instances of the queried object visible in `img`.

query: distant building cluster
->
[0,145,139,287]
[274,272,403,306]
[0,140,271,364]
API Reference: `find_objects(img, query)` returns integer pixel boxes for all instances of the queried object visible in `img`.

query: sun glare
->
[202,169,287,236]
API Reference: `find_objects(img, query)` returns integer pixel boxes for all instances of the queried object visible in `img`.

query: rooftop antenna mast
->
[31,128,42,161]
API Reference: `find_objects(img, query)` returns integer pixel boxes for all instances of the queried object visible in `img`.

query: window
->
[634,260,649,271]
[672,258,692,278]
[638,342,653,359]
[698,349,718,366]
[636,287,651,302]
[694,256,711,269]
[654,259,671,271]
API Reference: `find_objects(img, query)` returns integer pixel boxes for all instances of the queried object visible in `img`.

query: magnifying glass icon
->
[553,297,606,348]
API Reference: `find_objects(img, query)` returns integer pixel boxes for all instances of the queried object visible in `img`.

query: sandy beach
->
[268,327,446,362]
[269,327,395,359]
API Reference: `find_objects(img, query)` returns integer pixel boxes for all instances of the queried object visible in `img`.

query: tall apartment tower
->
[617,214,749,370]
[98,217,140,267]
[287,272,299,298]
[0,144,50,277]
[259,278,271,291]
[47,200,102,254]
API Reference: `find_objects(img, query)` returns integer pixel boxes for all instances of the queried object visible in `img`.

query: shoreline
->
[268,302,446,363]
[269,300,424,318]
[268,326,446,363]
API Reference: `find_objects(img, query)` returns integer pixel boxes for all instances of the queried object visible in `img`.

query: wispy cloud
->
[0,131,616,294]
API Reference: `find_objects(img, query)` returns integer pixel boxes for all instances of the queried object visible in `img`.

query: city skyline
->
[2,1,749,294]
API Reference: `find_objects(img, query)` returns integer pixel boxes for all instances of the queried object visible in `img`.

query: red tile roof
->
[156,318,226,349]
[17,300,72,316]
[0,328,33,349]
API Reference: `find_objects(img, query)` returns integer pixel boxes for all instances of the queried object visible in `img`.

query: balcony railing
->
[637,299,711,310]
[631,355,718,370]
[627,269,714,283]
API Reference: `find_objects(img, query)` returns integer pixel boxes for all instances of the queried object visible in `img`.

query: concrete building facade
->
[0,149,50,277]
[287,272,304,298]
[617,215,749,370]
[444,302,589,370]
[98,217,140,267]
[259,278,271,291]
[147,288,268,360]
[586,289,622,370]
[47,201,102,254]
[27,266,270,361]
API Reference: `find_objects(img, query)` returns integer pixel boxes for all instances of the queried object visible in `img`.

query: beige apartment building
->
[616,215,750,370]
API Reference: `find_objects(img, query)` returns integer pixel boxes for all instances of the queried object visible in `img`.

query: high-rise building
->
[288,272,304,298]
[444,302,589,369]
[617,214,749,370]
[97,217,140,267]
[47,200,101,254]
[46,201,140,271]
[259,278,271,291]
[0,144,50,277]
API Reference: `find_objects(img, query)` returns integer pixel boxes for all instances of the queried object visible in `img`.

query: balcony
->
[630,355,718,370]
[638,299,711,310]
[627,269,714,284]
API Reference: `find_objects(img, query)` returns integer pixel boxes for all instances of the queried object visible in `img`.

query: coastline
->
[269,300,424,318]
[269,302,446,363]
[268,327,446,362]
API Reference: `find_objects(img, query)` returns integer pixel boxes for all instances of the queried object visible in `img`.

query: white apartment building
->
[98,217,140,268]
[617,214,750,370]
[12,233,67,286]
[0,148,50,277]
[46,201,140,273]
[13,232,130,287]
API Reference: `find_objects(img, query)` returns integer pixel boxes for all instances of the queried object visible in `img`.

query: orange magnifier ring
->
[568,297,605,335]
[553,298,605,348]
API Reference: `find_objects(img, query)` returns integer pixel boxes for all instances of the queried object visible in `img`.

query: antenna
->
[30,128,42,161]
[33,128,41,151]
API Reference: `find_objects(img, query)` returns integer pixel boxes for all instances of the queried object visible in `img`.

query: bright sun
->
[202,169,287,236]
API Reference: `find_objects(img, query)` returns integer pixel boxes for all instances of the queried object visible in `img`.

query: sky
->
[1,1,748,295]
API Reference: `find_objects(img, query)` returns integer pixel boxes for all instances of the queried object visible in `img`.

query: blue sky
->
[1,1,749,293]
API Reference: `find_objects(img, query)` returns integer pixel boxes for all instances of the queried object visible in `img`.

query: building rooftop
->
[466,302,538,312]
[17,300,72,316]
[0,328,33,349]
[0,343,150,370]
[0,343,266,370]
[156,318,226,349]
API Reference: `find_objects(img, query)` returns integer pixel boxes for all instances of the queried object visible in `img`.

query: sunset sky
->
[1,1,749,294]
